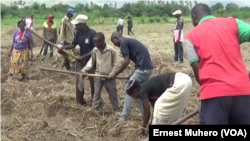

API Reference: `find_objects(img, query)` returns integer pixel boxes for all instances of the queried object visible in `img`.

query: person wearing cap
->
[58,8,77,71]
[110,31,153,123]
[173,10,184,63]
[42,14,57,58]
[125,72,192,136]
[186,4,250,124]
[58,15,96,105]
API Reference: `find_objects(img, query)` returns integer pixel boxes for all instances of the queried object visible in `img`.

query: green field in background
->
[1,16,192,27]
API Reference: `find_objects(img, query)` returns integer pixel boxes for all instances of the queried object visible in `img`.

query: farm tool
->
[39,67,130,80]
[26,28,78,61]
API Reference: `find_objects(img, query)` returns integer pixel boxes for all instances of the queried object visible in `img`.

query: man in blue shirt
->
[110,31,153,122]
[58,15,96,105]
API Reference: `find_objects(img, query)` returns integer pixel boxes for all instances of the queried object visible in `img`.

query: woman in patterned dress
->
[7,19,33,81]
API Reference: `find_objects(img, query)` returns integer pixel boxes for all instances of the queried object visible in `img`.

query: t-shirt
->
[72,26,96,61]
[128,19,133,27]
[25,17,34,31]
[186,15,250,100]
[120,37,153,70]
[13,30,33,50]
[139,73,176,102]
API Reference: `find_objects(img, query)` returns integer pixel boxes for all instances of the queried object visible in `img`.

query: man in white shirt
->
[25,15,36,47]
[117,17,124,35]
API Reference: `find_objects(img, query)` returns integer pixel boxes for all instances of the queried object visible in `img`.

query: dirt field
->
[1,22,250,141]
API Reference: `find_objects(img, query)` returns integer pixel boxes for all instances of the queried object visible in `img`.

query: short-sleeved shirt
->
[139,73,176,102]
[13,30,33,50]
[120,37,153,70]
[72,26,96,60]
[174,16,184,30]
[186,15,250,100]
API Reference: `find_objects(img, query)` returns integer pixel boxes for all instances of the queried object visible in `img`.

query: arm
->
[149,99,156,125]
[185,39,201,85]
[43,26,46,39]
[113,56,130,77]
[142,98,151,131]
[55,27,58,43]
[110,49,118,75]
[9,37,15,56]
[236,19,250,43]
[29,37,33,58]
[177,19,183,41]
[78,52,91,62]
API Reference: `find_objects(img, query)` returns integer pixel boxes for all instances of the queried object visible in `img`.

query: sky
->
[1,0,250,8]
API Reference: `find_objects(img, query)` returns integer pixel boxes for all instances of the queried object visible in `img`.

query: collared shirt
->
[43,21,57,41]
[72,26,96,59]
[117,18,124,26]
[174,16,184,30]
[59,15,75,43]
[81,44,118,78]
[185,15,250,100]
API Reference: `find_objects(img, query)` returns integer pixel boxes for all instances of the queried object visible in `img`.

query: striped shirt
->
[59,15,75,43]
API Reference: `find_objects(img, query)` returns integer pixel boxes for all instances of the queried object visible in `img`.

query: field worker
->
[110,31,153,123]
[173,10,184,63]
[186,3,250,124]
[43,14,57,58]
[25,14,36,47]
[58,15,96,105]
[125,72,192,136]
[127,16,134,35]
[58,8,77,71]
[80,32,122,115]
[7,20,33,82]
[117,17,124,34]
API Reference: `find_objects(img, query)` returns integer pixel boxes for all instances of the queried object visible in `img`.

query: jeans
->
[121,69,153,121]
[43,42,53,57]
[174,42,183,62]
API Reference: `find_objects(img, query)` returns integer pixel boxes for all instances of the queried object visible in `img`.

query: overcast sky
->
[1,0,250,8]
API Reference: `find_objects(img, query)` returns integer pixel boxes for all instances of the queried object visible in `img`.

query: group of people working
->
[7,3,250,140]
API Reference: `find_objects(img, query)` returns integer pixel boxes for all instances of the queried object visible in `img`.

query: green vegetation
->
[1,0,250,26]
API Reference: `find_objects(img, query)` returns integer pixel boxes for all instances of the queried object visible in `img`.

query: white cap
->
[172,10,182,15]
[71,15,88,25]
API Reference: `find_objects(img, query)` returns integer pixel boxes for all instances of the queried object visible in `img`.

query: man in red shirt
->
[186,3,250,124]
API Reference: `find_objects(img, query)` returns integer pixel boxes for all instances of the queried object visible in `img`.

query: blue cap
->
[67,8,76,15]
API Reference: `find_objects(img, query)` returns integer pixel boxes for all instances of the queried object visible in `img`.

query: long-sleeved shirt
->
[59,15,75,43]
[117,18,124,26]
[43,21,57,41]
[81,44,118,79]
[127,19,133,27]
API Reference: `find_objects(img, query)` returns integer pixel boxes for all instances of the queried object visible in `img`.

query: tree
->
[194,0,198,6]
[225,3,239,13]
[1,3,8,20]
[17,0,25,8]
[211,2,224,12]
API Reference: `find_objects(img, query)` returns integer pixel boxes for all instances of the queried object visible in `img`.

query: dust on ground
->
[1,23,250,141]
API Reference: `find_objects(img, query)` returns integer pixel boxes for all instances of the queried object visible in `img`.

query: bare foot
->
[117,118,125,123]
[6,76,13,82]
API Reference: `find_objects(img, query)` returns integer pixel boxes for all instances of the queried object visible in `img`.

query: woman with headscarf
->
[7,19,33,81]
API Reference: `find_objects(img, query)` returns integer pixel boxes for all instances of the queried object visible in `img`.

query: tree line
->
[1,0,250,21]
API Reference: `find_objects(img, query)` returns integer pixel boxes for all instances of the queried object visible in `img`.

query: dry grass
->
[1,22,250,141]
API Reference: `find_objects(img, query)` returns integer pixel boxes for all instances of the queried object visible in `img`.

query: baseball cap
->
[48,14,54,18]
[71,15,88,25]
[67,8,76,15]
[172,10,182,15]
[125,79,140,94]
